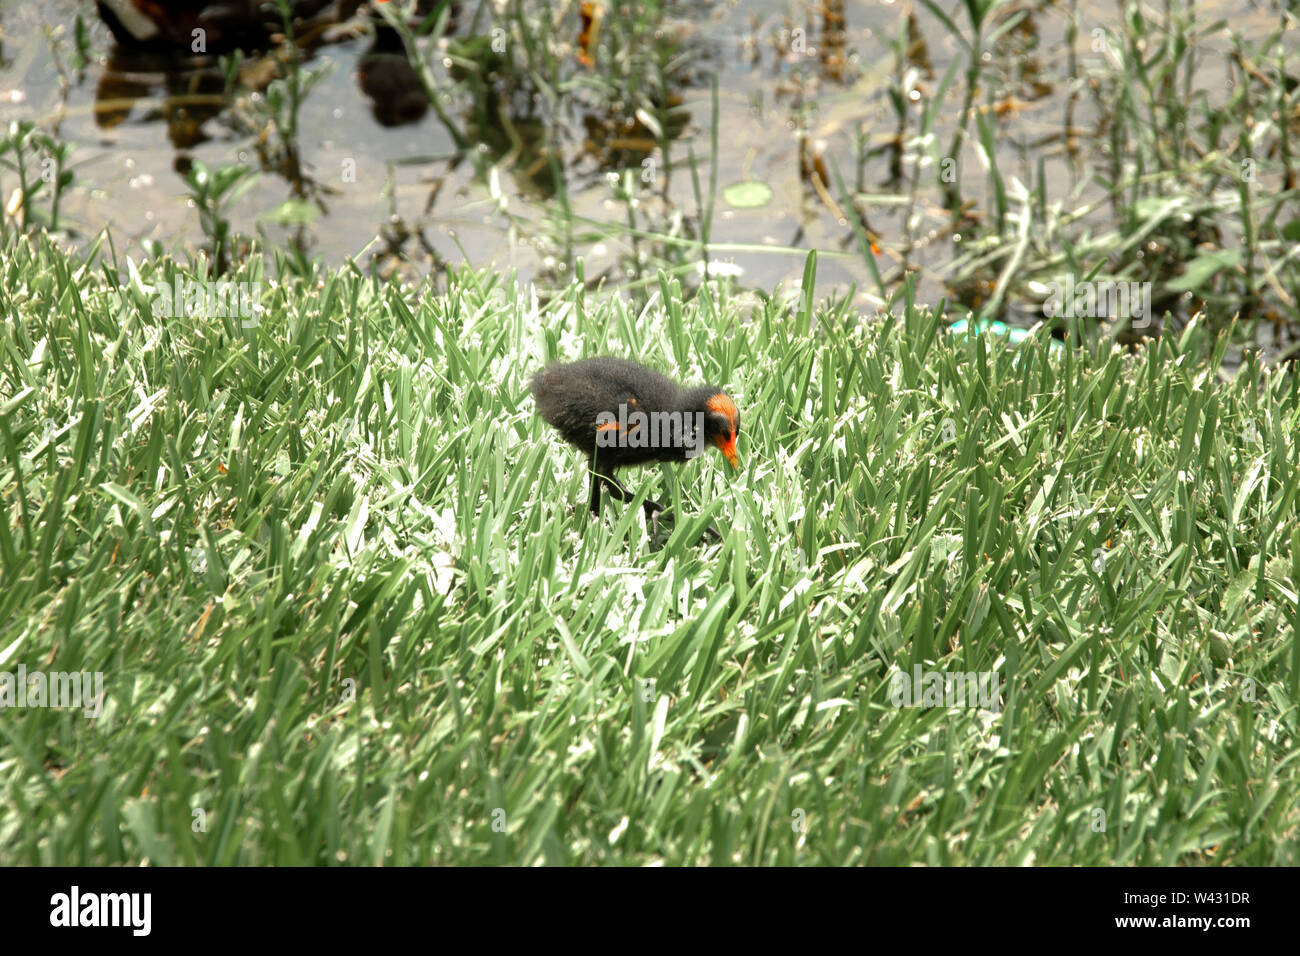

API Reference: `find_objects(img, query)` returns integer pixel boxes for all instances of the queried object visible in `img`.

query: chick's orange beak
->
[714,431,739,468]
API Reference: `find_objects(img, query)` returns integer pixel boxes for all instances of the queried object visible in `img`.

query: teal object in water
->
[949,317,1064,351]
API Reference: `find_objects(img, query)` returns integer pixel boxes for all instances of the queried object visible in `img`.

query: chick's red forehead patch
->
[706,393,738,433]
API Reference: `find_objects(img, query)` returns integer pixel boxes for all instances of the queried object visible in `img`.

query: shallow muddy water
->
[0,0,1289,320]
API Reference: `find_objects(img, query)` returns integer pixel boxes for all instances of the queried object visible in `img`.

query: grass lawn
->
[1,233,1298,865]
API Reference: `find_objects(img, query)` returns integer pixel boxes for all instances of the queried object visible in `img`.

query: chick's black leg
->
[589,463,652,517]
[616,476,719,544]
[595,470,666,536]
[587,465,602,517]
[591,466,717,543]
[591,459,719,542]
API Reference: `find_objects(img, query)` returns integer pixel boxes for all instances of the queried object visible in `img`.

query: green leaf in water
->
[1166,249,1242,293]
[722,181,773,209]
[261,198,319,226]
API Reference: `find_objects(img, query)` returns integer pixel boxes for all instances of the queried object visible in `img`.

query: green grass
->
[1,231,1298,865]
